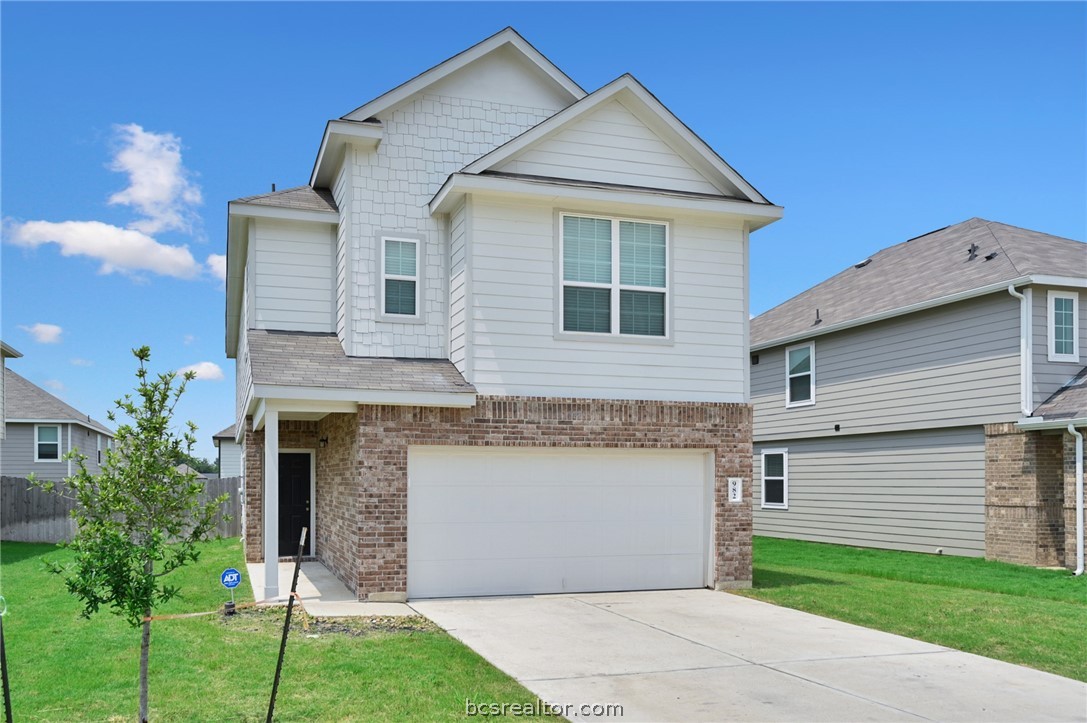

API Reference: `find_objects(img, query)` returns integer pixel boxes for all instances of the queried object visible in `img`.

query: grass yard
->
[0,538,546,721]
[737,536,1087,682]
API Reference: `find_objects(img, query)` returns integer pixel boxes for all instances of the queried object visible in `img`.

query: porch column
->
[263,407,279,599]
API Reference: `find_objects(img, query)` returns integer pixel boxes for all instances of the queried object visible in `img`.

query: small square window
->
[761,450,788,509]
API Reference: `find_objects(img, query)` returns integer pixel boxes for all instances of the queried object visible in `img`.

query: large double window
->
[561,214,668,337]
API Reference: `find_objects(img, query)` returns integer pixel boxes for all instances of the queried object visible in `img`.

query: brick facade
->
[984,423,1068,567]
[243,397,753,600]
[1064,432,1082,570]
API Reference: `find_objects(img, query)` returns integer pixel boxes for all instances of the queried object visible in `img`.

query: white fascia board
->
[460,75,768,204]
[340,28,584,124]
[228,202,338,225]
[7,419,113,436]
[253,384,477,409]
[1017,416,1087,430]
[1030,275,1087,289]
[1,341,22,358]
[751,277,1033,352]
[310,120,383,187]
[430,173,783,229]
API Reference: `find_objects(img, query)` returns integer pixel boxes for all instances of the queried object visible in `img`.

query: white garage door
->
[407,447,711,599]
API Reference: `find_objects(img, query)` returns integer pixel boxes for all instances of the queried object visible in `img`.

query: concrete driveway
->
[413,589,1086,722]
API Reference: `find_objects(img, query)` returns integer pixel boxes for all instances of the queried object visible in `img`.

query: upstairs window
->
[785,342,815,407]
[561,214,668,337]
[382,237,419,317]
[97,435,102,464]
[36,424,60,462]
[1048,290,1079,362]
[761,449,788,509]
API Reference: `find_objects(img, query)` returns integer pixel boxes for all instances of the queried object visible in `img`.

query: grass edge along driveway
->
[736,536,1087,682]
[0,538,551,721]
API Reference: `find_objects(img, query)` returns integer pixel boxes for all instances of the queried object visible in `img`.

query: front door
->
[278,452,312,556]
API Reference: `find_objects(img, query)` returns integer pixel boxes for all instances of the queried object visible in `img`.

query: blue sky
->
[2,2,1084,460]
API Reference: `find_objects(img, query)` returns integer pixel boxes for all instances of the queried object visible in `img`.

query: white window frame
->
[1047,290,1079,363]
[784,342,816,408]
[761,448,789,510]
[35,423,62,463]
[380,236,421,319]
[558,212,670,339]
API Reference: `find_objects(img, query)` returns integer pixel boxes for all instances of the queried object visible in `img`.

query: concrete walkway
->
[245,561,414,617]
[413,589,1087,723]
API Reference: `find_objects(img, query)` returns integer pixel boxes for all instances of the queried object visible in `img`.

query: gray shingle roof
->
[232,186,337,213]
[752,218,1086,348]
[4,368,113,435]
[1033,366,1087,420]
[248,330,475,394]
[212,424,236,440]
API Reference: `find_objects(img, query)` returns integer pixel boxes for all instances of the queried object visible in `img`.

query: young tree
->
[33,347,228,722]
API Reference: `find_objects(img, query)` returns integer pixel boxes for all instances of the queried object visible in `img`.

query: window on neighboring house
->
[1048,290,1079,362]
[97,435,102,464]
[785,342,815,406]
[761,449,788,509]
[36,425,60,462]
[382,237,419,317]
[561,214,668,337]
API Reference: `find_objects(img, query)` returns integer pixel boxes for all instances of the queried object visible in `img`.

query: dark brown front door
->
[279,453,312,556]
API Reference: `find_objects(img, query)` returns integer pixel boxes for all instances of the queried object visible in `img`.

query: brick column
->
[243,416,264,563]
[984,423,1065,566]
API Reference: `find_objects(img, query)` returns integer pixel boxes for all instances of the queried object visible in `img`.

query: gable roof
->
[340,27,584,123]
[460,74,771,205]
[231,186,337,214]
[4,368,113,435]
[751,218,1086,350]
[212,423,236,441]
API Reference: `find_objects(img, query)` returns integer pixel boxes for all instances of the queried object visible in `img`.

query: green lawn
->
[0,539,545,721]
[737,536,1087,682]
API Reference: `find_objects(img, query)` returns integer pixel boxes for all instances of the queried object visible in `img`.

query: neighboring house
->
[1,368,114,482]
[750,218,1086,569]
[175,463,208,480]
[212,424,242,478]
[1,341,22,439]
[226,28,781,601]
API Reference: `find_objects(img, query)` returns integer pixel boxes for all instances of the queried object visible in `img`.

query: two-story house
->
[226,28,781,601]
[1,341,21,440]
[1,367,114,482]
[750,218,1085,571]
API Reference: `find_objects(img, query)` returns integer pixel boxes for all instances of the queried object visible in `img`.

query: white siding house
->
[224,28,781,601]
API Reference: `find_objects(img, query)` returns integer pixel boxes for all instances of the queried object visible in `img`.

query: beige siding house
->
[225,28,781,601]
[751,219,1086,569]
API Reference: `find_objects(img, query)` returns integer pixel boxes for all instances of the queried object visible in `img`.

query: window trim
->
[557,211,671,340]
[760,448,789,510]
[784,342,816,408]
[1047,290,1079,363]
[379,235,421,320]
[97,434,102,465]
[34,423,62,463]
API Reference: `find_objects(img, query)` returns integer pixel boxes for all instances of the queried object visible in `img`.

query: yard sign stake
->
[0,596,10,723]
[266,527,307,723]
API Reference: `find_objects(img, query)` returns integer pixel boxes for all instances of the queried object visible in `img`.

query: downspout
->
[1007,285,1032,416]
[1068,424,1084,576]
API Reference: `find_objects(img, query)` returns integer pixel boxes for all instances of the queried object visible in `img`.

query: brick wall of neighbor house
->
[315,412,360,593]
[242,419,319,563]
[352,397,753,600]
[984,423,1066,566]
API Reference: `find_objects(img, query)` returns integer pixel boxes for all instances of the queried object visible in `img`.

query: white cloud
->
[177,361,224,381]
[18,323,63,344]
[43,379,66,393]
[8,220,201,279]
[108,124,202,235]
[70,358,94,367]
[183,334,196,346]
[206,253,226,282]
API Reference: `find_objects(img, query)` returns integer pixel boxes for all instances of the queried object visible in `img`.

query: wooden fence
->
[1,475,242,543]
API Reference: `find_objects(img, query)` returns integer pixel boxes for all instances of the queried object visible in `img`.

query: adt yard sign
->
[221,568,241,589]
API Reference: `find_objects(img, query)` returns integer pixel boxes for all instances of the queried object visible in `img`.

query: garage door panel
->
[408,447,711,599]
